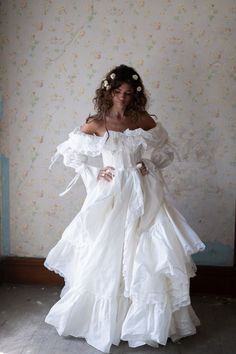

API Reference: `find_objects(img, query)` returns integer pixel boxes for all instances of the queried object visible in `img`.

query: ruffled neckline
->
[74,122,162,139]
[50,120,180,172]
[65,123,165,156]
[63,121,172,156]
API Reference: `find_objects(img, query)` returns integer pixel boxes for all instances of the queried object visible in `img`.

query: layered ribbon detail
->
[48,149,88,197]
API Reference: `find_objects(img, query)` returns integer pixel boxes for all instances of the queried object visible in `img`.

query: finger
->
[141,169,149,176]
[105,166,115,172]
[99,167,115,181]
[105,171,114,177]
[102,170,112,177]
[104,174,113,182]
[98,171,107,180]
[103,171,114,181]
[136,162,143,169]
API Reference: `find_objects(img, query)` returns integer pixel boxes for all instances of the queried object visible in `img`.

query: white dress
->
[44,121,206,353]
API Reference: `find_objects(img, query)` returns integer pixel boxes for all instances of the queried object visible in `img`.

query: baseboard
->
[0,256,64,286]
[0,256,236,296]
[190,264,236,296]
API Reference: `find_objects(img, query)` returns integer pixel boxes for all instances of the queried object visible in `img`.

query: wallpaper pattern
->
[0,0,235,265]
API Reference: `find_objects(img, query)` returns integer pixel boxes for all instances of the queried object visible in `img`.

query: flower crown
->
[102,72,142,92]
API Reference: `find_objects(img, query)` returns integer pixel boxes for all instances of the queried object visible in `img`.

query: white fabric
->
[44,122,206,353]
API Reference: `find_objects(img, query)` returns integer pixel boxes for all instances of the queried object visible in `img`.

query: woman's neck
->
[108,107,126,120]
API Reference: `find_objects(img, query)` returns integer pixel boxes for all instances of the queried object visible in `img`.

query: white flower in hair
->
[110,73,116,79]
[106,84,111,90]
[136,86,142,92]
[103,80,108,87]
[132,74,138,80]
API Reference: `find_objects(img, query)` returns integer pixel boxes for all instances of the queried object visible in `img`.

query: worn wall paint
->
[193,240,234,266]
[0,155,10,256]
[0,1,235,265]
[0,93,3,121]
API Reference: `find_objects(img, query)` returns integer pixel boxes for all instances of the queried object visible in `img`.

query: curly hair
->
[86,64,148,125]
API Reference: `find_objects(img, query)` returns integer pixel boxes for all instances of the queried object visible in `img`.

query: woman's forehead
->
[116,82,133,90]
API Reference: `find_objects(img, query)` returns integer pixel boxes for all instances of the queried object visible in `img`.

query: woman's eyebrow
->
[114,88,133,93]
[116,89,132,92]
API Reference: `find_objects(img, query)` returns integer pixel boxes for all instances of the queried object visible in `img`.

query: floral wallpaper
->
[0,0,235,265]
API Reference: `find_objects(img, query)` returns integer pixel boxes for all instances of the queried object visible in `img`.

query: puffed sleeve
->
[49,127,103,196]
[146,121,181,170]
[141,121,181,195]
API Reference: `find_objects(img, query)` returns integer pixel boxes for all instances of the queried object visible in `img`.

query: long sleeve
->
[49,127,103,196]
[49,139,88,171]
[150,140,176,169]
[147,122,181,170]
[141,121,181,195]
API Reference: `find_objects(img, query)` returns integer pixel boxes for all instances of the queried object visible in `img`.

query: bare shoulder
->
[138,111,158,130]
[80,115,104,135]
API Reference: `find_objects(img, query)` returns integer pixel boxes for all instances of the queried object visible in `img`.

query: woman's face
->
[111,82,134,110]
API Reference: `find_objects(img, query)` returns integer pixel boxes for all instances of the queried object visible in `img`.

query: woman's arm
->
[136,112,157,176]
[80,115,105,136]
[80,118,115,182]
[138,113,178,172]
[49,120,105,195]
[137,111,157,131]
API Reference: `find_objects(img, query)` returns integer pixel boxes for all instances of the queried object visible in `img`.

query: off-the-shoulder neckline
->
[76,122,161,139]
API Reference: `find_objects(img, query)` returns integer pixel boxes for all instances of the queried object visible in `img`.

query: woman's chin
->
[115,102,127,108]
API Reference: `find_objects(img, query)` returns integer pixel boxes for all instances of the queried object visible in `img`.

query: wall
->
[0,0,235,265]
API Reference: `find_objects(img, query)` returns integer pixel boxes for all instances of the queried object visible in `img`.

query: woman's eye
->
[113,90,132,96]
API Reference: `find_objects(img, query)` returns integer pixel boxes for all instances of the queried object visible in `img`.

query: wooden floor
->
[0,283,236,354]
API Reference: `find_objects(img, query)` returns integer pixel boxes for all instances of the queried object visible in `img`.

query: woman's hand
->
[97,166,115,182]
[136,161,149,176]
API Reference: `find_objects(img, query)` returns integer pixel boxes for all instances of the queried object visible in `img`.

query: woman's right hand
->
[97,166,115,182]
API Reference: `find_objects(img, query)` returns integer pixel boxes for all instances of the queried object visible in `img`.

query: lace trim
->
[44,260,66,279]
[44,258,191,312]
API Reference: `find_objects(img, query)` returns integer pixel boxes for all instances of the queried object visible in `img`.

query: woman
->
[44,64,206,353]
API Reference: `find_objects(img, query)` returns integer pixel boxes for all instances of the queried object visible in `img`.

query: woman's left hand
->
[136,161,149,176]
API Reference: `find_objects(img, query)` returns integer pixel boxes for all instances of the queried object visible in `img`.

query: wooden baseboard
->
[0,256,236,296]
[190,264,236,296]
[0,256,64,286]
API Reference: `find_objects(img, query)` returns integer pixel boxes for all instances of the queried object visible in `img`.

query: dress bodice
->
[49,122,180,196]
[100,131,143,169]
[102,148,142,169]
